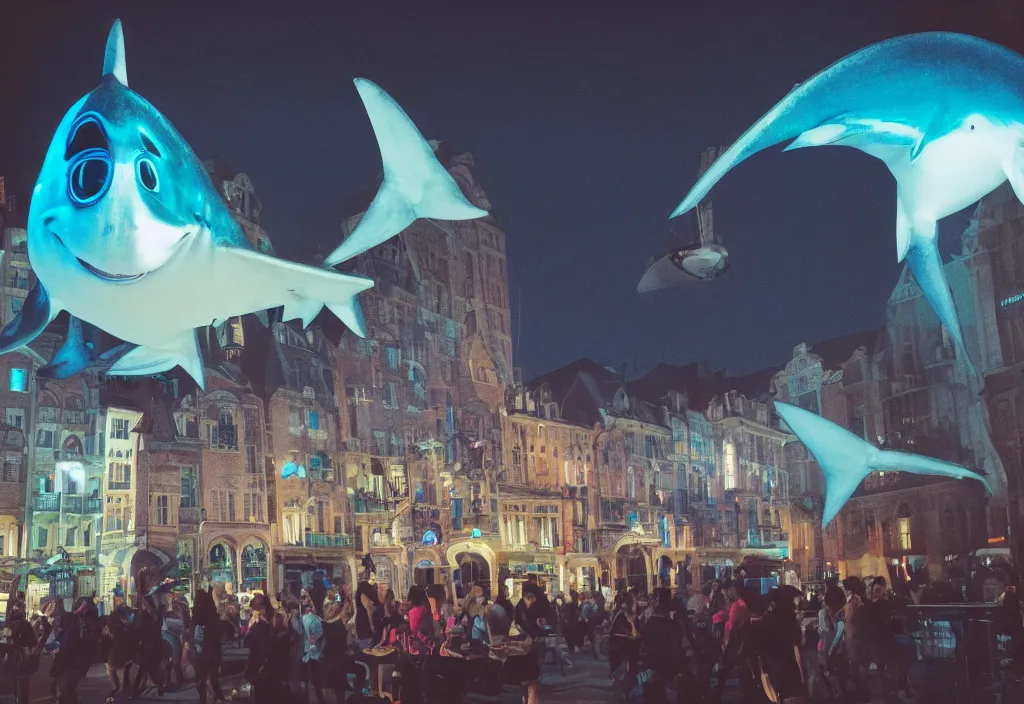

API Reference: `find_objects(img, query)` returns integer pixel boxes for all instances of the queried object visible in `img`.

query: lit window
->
[724,442,737,490]
[898,517,912,551]
[307,410,320,431]
[8,368,27,393]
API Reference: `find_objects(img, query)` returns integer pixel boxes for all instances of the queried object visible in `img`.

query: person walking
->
[192,588,225,704]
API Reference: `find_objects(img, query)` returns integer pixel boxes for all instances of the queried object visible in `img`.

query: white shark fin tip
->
[103,19,128,86]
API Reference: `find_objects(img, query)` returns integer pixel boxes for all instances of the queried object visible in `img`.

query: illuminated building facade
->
[334,143,510,597]
[242,319,356,593]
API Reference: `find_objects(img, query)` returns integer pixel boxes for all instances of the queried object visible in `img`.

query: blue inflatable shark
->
[774,401,992,527]
[7,20,486,388]
[673,33,1024,383]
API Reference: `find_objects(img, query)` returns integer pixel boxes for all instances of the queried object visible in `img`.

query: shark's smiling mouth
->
[75,257,147,282]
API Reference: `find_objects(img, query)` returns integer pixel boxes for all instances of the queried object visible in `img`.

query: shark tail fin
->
[773,401,878,528]
[323,79,488,267]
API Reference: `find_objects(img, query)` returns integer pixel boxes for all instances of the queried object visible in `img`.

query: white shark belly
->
[889,131,1011,219]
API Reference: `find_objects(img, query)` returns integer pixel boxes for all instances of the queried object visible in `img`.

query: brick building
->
[334,143,511,597]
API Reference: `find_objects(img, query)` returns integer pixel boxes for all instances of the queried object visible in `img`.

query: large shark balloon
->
[673,33,1024,382]
[774,401,992,527]
[5,20,486,388]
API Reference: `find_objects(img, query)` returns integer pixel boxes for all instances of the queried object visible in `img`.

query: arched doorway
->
[616,545,649,593]
[456,552,491,598]
[209,543,236,590]
[370,555,397,589]
[240,540,268,592]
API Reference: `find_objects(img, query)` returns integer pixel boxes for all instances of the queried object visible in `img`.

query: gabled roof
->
[627,361,715,406]
[805,329,881,370]
[527,358,622,407]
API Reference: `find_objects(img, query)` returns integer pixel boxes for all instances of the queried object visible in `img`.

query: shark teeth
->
[76,257,146,282]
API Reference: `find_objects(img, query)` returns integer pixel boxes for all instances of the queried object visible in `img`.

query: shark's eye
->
[137,157,159,193]
[65,117,108,161]
[67,149,113,206]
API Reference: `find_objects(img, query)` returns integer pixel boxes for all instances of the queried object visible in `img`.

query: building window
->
[105,511,123,532]
[65,527,76,547]
[36,430,54,448]
[386,347,400,369]
[724,442,737,491]
[151,494,172,526]
[211,408,238,450]
[5,408,23,428]
[898,517,912,551]
[306,410,320,431]
[246,443,259,474]
[108,462,131,490]
[8,368,27,393]
[383,383,397,408]
[180,467,197,508]
[111,418,131,439]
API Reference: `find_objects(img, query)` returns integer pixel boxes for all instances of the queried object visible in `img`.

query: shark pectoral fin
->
[773,401,876,527]
[0,283,56,356]
[895,191,911,263]
[785,118,920,153]
[107,331,205,389]
[212,247,375,335]
[904,233,980,381]
[38,317,94,379]
[874,450,992,495]
[281,297,324,329]
[322,79,488,267]
[785,123,866,151]
[325,297,368,338]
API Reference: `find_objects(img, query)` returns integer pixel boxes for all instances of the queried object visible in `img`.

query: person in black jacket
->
[46,601,83,704]
[642,589,684,704]
[244,594,282,704]
[192,589,225,704]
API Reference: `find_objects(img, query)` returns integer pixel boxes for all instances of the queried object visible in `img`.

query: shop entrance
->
[455,552,491,598]
[414,559,437,588]
[616,545,649,593]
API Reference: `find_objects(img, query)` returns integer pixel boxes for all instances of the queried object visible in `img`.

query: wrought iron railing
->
[305,532,352,548]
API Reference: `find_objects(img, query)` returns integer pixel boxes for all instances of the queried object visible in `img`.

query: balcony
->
[309,469,335,483]
[308,428,327,441]
[108,481,131,491]
[354,495,388,514]
[33,495,58,512]
[304,532,352,549]
[179,506,201,527]
[343,438,363,452]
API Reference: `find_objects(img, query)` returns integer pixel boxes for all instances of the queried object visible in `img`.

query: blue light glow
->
[8,368,27,393]
[774,401,992,527]
[281,462,306,480]
[1001,292,1024,307]
[671,33,1024,384]
[471,528,482,538]
[422,530,438,546]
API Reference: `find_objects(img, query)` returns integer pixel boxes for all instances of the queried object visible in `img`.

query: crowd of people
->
[3,568,1022,704]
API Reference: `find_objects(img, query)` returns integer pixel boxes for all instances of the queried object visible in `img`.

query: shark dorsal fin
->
[103,19,128,86]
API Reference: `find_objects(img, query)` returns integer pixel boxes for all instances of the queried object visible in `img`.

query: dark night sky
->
[4,1,1024,381]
